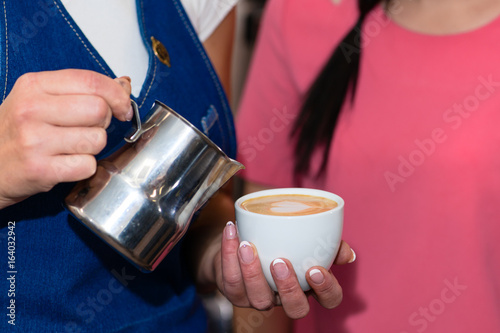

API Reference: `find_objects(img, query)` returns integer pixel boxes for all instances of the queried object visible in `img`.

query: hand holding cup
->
[235,188,344,291]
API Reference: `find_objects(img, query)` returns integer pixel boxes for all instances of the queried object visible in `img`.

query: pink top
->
[236,0,500,332]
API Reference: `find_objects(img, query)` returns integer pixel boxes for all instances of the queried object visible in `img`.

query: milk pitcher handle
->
[124,100,143,143]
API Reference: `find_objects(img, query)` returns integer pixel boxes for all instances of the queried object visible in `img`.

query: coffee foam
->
[240,194,337,216]
[270,201,311,214]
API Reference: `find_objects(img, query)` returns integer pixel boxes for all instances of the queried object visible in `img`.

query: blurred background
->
[231,0,266,111]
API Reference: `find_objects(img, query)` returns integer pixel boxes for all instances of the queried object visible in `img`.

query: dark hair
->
[291,0,382,184]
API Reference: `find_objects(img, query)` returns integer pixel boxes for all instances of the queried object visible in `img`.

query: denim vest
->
[0,0,236,331]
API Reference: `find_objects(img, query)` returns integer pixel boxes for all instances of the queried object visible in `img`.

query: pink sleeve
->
[235,0,302,188]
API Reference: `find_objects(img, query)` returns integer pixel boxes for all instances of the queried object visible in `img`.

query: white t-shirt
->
[61,0,237,96]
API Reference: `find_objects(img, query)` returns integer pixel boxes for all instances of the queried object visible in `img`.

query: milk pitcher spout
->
[196,158,244,211]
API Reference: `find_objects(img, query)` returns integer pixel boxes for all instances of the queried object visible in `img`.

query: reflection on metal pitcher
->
[65,100,244,271]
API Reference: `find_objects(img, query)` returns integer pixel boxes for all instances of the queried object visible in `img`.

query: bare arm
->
[202,7,236,99]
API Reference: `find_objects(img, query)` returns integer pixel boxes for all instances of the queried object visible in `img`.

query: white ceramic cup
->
[235,188,344,291]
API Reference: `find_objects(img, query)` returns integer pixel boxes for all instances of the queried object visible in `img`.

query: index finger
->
[30,69,132,121]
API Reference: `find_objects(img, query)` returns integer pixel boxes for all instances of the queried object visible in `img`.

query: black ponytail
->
[291,0,382,184]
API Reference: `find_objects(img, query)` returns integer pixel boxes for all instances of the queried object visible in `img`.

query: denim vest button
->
[151,36,171,67]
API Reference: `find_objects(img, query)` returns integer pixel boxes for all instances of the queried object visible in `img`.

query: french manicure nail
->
[225,221,236,240]
[239,241,254,263]
[348,249,357,263]
[309,268,324,285]
[272,259,289,280]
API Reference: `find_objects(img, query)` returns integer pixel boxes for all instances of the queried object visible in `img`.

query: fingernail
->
[309,268,324,285]
[348,249,357,263]
[125,105,133,121]
[122,76,131,83]
[115,77,130,89]
[239,241,254,264]
[272,259,289,280]
[225,221,236,240]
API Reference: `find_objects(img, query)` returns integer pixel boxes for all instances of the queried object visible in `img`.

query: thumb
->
[113,76,133,121]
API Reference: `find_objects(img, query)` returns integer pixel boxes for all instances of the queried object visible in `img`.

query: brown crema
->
[240,194,337,216]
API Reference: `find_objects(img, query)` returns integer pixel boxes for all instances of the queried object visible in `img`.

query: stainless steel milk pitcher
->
[65,100,244,271]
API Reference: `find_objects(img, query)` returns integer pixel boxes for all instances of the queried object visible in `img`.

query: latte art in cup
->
[240,194,338,216]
